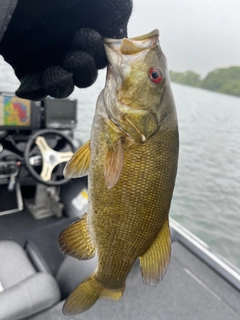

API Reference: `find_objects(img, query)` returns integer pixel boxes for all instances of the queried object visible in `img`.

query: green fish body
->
[60,29,179,315]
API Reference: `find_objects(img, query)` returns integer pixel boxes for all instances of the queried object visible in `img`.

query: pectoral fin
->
[104,138,124,189]
[139,219,171,286]
[64,140,90,178]
[58,213,95,260]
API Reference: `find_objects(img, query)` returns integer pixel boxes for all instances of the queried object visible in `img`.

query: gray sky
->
[128,0,240,77]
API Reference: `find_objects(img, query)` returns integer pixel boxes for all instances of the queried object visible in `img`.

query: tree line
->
[169,66,240,97]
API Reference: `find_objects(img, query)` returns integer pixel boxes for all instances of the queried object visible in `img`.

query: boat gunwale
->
[170,217,240,292]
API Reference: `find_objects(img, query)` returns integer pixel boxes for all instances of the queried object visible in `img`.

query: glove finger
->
[42,67,75,99]
[73,29,107,70]
[87,0,133,38]
[63,50,98,88]
[16,74,47,101]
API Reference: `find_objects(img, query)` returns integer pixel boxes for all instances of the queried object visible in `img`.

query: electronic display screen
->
[0,95,31,128]
[44,99,77,129]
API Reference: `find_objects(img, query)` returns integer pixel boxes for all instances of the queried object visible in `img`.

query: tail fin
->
[63,274,125,315]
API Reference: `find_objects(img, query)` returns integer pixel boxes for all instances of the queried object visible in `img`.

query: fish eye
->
[148,67,164,83]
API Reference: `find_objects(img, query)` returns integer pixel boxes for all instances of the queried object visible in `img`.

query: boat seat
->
[25,216,97,300]
[56,254,97,300]
[0,241,60,320]
[25,218,77,276]
[0,216,97,320]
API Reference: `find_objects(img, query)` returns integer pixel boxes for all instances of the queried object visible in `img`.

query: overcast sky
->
[128,0,240,77]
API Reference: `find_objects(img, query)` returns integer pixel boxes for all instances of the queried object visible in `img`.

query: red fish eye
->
[149,67,164,83]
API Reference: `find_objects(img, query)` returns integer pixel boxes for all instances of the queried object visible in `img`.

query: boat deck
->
[0,202,239,320]
[31,233,240,320]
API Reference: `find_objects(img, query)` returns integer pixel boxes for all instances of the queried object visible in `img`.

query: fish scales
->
[89,101,178,288]
[60,29,179,315]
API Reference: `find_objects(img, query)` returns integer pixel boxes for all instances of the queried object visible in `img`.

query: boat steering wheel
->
[24,129,76,186]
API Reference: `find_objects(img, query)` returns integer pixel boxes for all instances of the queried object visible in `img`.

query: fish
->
[59,29,179,315]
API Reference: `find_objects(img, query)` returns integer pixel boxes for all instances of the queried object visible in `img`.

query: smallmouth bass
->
[59,29,179,315]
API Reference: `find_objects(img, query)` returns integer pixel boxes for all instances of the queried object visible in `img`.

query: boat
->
[0,93,239,320]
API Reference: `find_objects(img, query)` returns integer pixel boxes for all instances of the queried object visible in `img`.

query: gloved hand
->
[0,0,133,100]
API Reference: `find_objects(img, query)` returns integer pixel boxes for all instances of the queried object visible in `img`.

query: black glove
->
[0,0,133,100]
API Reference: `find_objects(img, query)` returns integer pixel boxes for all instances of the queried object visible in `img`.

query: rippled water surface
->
[1,58,240,268]
[170,83,240,268]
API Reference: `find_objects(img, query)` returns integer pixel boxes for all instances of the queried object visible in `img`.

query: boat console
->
[0,93,79,218]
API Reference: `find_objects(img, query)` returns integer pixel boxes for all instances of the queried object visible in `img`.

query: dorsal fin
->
[64,140,90,178]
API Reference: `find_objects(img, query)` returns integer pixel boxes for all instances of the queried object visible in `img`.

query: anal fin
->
[58,213,95,260]
[64,140,90,178]
[139,219,171,286]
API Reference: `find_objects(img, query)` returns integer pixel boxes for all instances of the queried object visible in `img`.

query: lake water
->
[1,59,240,269]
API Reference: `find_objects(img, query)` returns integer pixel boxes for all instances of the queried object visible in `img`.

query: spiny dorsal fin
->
[64,140,90,178]
[104,138,124,189]
[139,219,171,286]
[58,213,95,260]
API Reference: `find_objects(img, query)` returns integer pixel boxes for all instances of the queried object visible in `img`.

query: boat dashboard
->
[0,93,80,217]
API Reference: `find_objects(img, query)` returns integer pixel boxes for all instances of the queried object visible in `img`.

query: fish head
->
[103,29,174,139]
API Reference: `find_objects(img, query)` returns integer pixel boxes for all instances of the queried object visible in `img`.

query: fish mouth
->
[104,29,159,66]
[129,29,159,41]
[104,29,159,48]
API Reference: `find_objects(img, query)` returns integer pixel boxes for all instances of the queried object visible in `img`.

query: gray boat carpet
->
[31,242,240,320]
[0,208,61,247]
